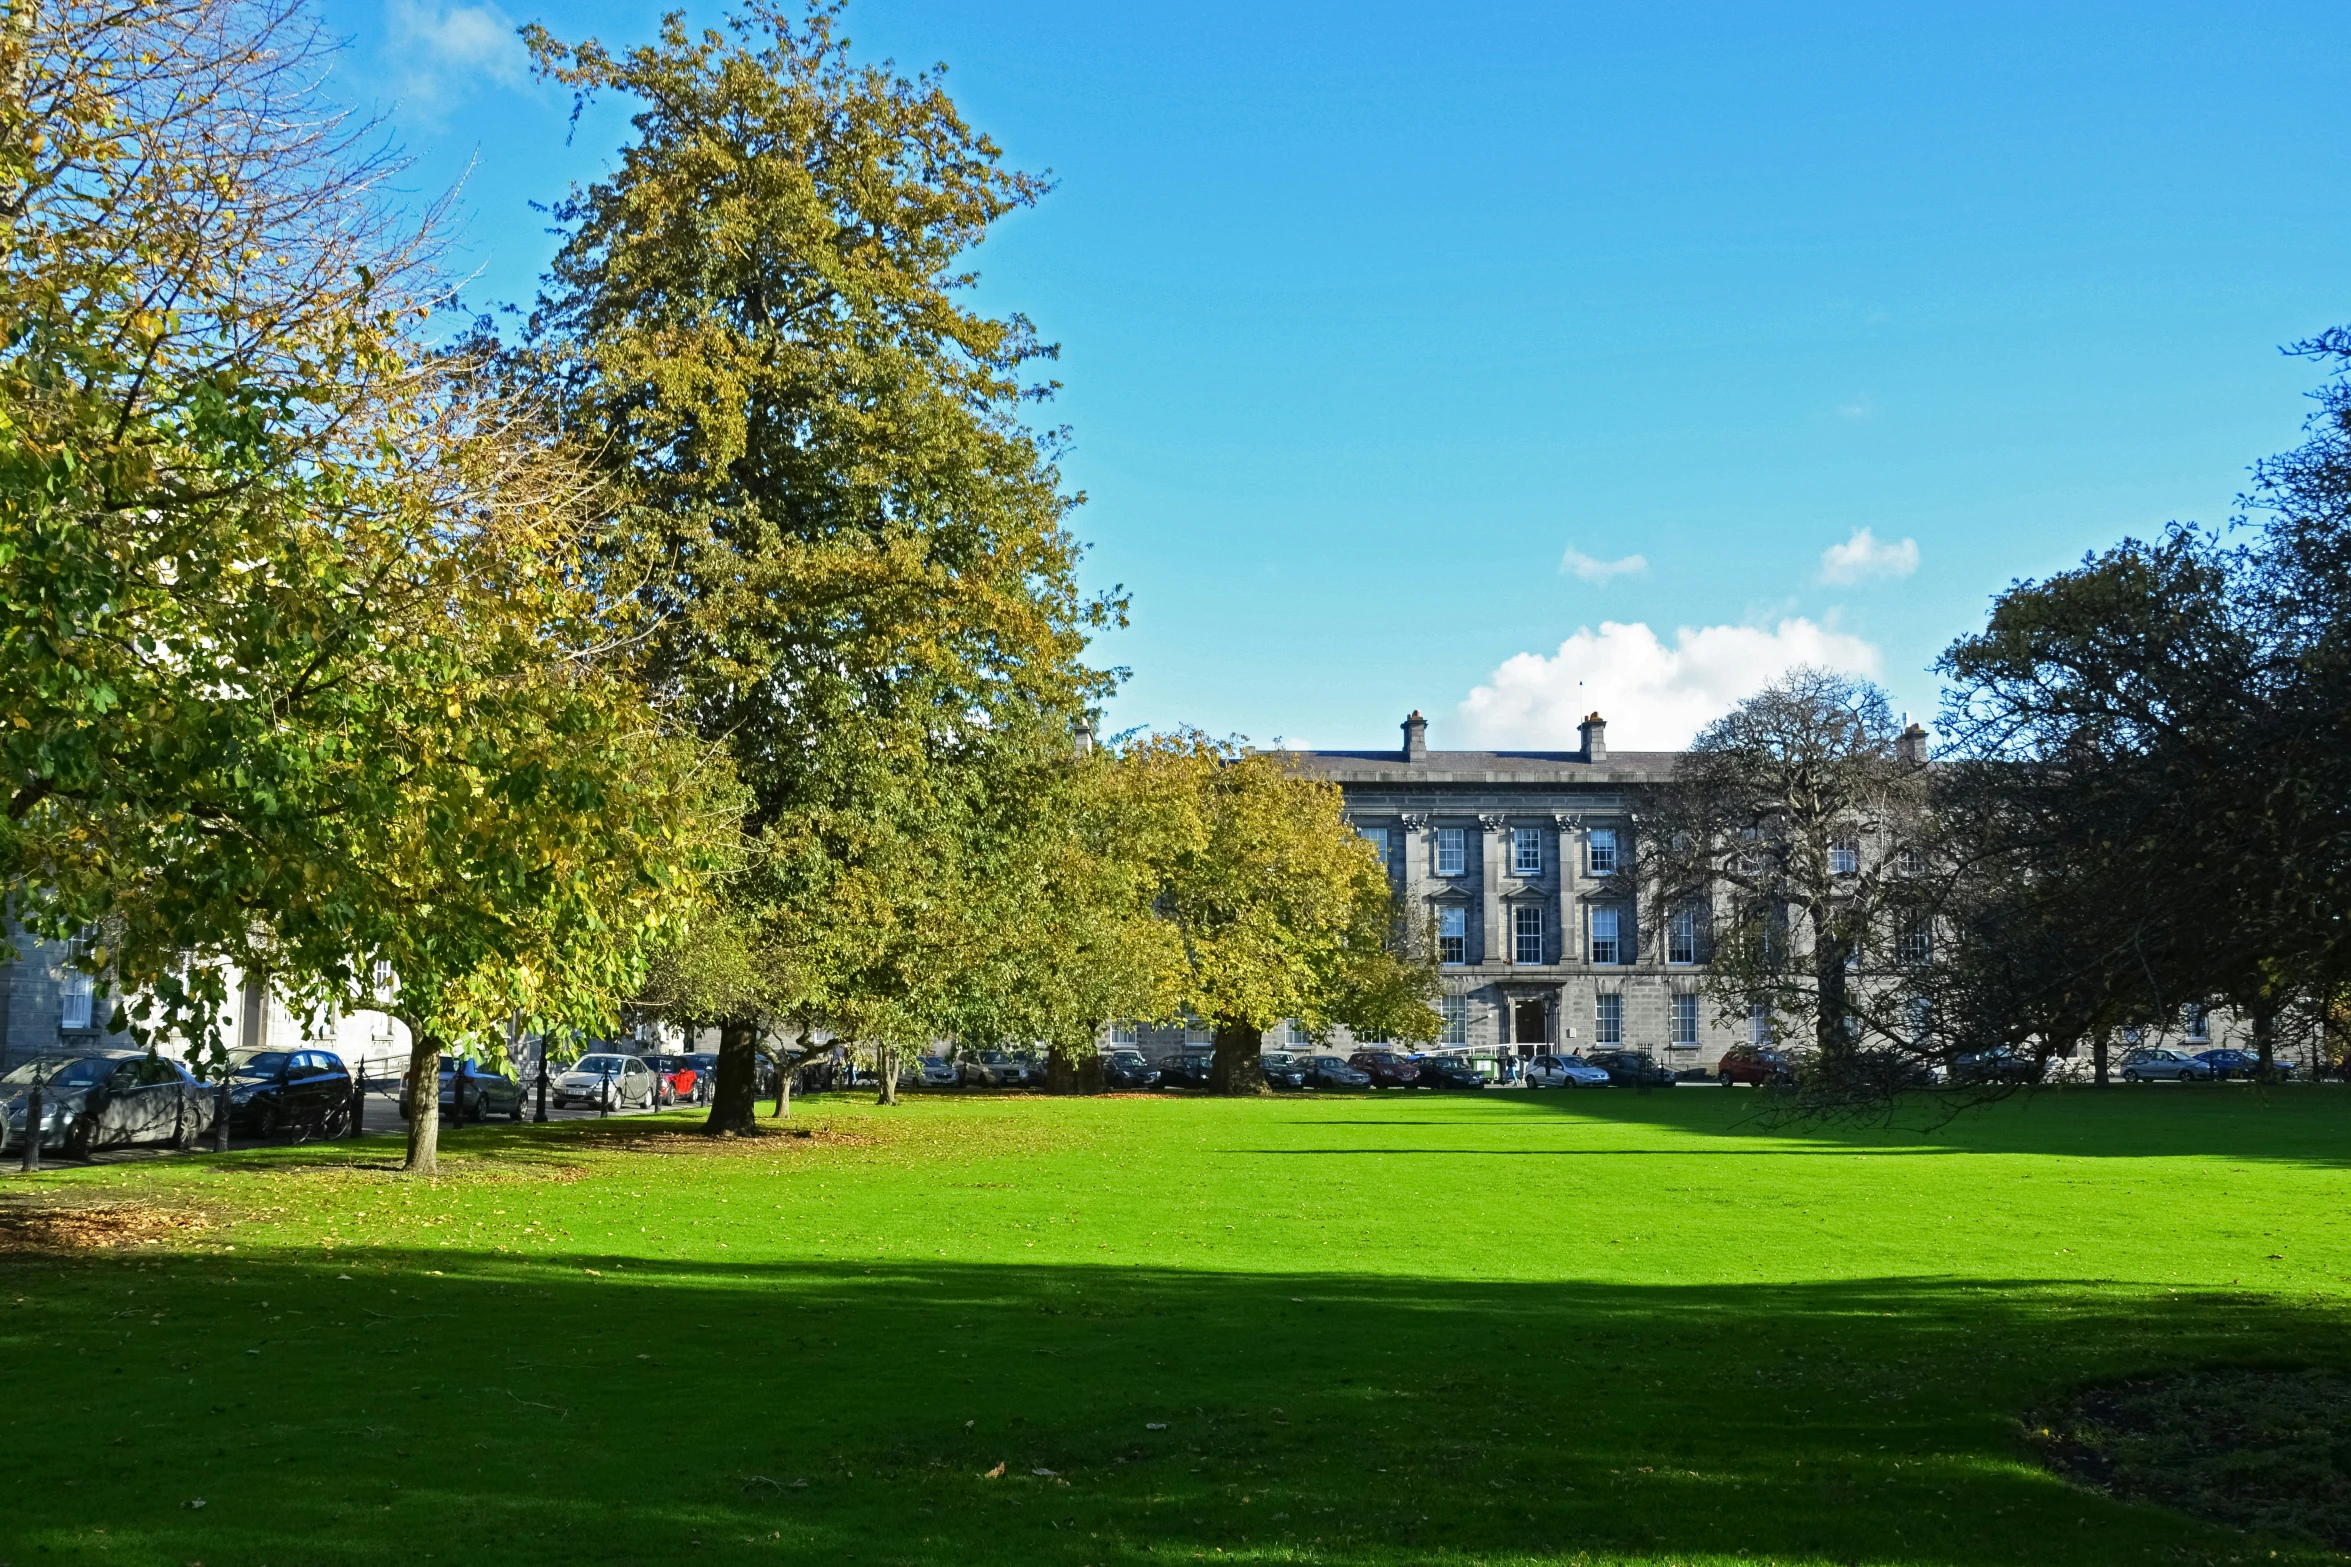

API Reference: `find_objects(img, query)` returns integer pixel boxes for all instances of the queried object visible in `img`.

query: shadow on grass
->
[4,1241,2343,1565]
[1419,1082,2351,1169]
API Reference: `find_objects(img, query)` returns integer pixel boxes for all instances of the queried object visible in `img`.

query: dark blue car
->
[2194,1048,2297,1081]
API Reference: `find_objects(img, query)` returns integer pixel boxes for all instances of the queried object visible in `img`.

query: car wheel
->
[258,1104,282,1139]
[509,1097,524,1123]
[2121,1070,2141,1083]
[64,1114,94,1160]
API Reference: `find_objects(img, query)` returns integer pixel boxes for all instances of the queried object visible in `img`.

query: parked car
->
[1102,1050,1161,1089]
[1952,1048,2043,1085]
[962,1050,1032,1089]
[1301,1055,1372,1089]
[1415,1055,1489,1091]
[914,1054,961,1088]
[1258,1053,1310,1089]
[229,1048,355,1136]
[1716,1045,1800,1087]
[401,1056,525,1123]
[1525,1052,1611,1089]
[1349,1051,1421,1088]
[551,1052,661,1109]
[1,1052,221,1156]
[1157,1052,1216,1089]
[642,1054,709,1104]
[2193,1048,2297,1081]
[2119,1047,2214,1083]
[1585,1049,1677,1088]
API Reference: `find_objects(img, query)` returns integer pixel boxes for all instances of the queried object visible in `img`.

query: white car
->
[552,1053,661,1110]
[915,1055,960,1087]
[1524,1053,1611,1089]
[2119,1047,2214,1083]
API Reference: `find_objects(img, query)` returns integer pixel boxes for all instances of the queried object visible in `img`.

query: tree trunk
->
[875,1042,898,1106]
[704,1016,761,1136]
[1046,1046,1098,1094]
[2092,1033,2110,1088]
[1208,1019,1267,1095]
[2252,1001,2278,1082]
[402,1027,442,1176]
[773,1019,810,1117]
[1813,932,1850,1063]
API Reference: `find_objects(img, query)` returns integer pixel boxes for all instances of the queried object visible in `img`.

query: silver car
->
[2,1052,221,1156]
[961,1049,1029,1088]
[1524,1053,1611,1088]
[915,1055,960,1087]
[2119,1047,2213,1083]
[551,1053,661,1109]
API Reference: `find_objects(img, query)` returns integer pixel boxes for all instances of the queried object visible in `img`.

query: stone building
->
[1286,710,1741,1068]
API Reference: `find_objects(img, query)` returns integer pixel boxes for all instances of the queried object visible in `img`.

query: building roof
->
[1280,749,1682,787]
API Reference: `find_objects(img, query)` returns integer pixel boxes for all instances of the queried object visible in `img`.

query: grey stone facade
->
[1286,711,1741,1066]
[0,918,131,1068]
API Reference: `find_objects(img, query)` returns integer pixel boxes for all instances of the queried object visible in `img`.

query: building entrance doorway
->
[1512,998,1548,1048]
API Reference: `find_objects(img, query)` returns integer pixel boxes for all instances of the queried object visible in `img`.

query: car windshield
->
[227,1051,293,1080]
[573,1055,630,1074]
[2,1056,115,1088]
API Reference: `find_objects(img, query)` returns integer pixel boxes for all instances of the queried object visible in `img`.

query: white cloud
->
[386,0,527,110]
[1558,545,1648,585]
[1457,619,1883,751]
[1818,526,1919,584]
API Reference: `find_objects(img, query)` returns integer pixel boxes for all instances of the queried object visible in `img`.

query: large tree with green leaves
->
[1,0,726,1172]
[1123,736,1438,1094]
[515,1,1118,1131]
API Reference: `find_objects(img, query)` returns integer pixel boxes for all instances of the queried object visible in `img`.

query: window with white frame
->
[2186,1006,2210,1042]
[58,944,95,1031]
[1594,992,1623,1045]
[1897,846,1927,876]
[1437,906,1467,965]
[1111,1022,1138,1046]
[1358,826,1391,866]
[1587,827,1618,876]
[1667,908,1698,965]
[1829,839,1860,876]
[1183,1020,1210,1046]
[1512,827,1541,876]
[1748,1002,1771,1045]
[1589,906,1621,965]
[1435,827,1467,877]
[1513,904,1543,964]
[1671,991,1699,1047]
[1289,1019,1316,1048]
[1439,994,1469,1046]
[1895,918,1930,965]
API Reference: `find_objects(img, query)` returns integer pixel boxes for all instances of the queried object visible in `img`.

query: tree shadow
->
[1452,1083,2351,1168]
[5,1244,2341,1565]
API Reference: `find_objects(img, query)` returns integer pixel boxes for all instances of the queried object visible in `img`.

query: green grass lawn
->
[4,1086,2347,1565]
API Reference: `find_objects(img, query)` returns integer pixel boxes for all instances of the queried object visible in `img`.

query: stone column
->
[1400,812,1430,938]
[1555,812,1583,965]
[1479,814,1508,967]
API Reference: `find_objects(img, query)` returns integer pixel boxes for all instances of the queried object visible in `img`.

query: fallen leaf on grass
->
[984,1462,1005,1479]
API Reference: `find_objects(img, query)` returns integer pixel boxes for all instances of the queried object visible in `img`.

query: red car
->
[1348,1051,1421,1088]
[1716,1045,1800,1087]
[643,1054,706,1106]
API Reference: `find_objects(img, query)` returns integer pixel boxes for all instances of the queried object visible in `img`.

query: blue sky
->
[339,0,2350,751]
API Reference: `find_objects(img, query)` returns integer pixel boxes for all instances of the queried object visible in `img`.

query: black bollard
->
[599,1062,612,1117]
[535,1049,550,1124]
[214,1080,231,1153]
[19,1071,43,1173]
[349,1059,367,1140]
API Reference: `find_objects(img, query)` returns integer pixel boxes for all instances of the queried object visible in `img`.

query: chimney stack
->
[1073,715,1095,759]
[1896,722,1928,765]
[1578,712,1608,763]
[1401,710,1428,762]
